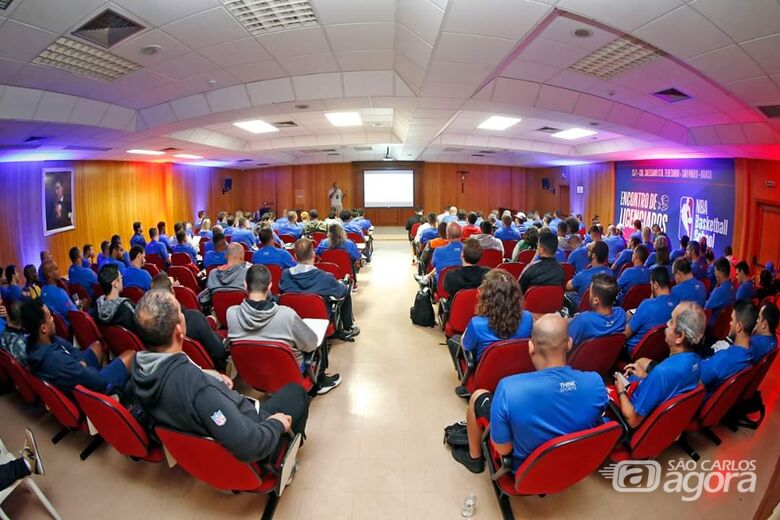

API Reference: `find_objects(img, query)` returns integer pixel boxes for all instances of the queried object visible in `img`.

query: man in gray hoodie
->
[227,264,341,395]
[199,243,248,306]
[94,264,139,334]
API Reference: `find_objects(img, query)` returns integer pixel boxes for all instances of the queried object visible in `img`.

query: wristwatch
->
[618,390,627,397]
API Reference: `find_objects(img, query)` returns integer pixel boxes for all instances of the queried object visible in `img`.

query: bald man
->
[450,314,609,473]
[199,242,249,306]
[415,221,463,286]
[39,260,78,325]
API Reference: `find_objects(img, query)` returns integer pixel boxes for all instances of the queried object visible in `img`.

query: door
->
[757,203,780,267]
[559,185,570,215]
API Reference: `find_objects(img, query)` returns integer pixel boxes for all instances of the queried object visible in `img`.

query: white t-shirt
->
[328,187,343,207]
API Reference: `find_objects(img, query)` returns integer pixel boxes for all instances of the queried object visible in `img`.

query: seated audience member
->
[582,223,603,246]
[704,250,717,288]
[686,241,708,280]
[22,265,41,300]
[443,238,489,297]
[612,237,640,274]
[131,290,309,463]
[2,265,23,303]
[755,269,775,302]
[156,222,172,251]
[641,227,655,253]
[416,222,463,286]
[750,302,778,360]
[670,235,689,263]
[510,226,539,262]
[280,238,360,340]
[616,244,650,304]
[1,302,27,365]
[22,299,134,393]
[95,264,139,333]
[123,246,153,292]
[150,275,227,370]
[565,241,613,309]
[700,301,755,394]
[569,274,627,346]
[145,227,170,265]
[650,245,673,279]
[615,302,704,428]
[110,235,132,266]
[40,260,77,324]
[276,211,304,240]
[705,257,736,325]
[568,225,602,273]
[495,214,521,241]
[643,235,666,267]
[96,241,110,267]
[556,221,572,251]
[418,222,448,270]
[204,233,228,268]
[223,215,236,236]
[231,218,258,248]
[316,224,361,263]
[37,251,52,282]
[475,221,504,255]
[67,247,97,299]
[625,267,676,355]
[198,218,213,239]
[415,213,439,247]
[304,209,326,235]
[735,261,756,303]
[355,208,373,233]
[671,258,707,308]
[461,212,481,240]
[82,243,96,268]
[172,230,199,263]
[451,314,608,473]
[604,225,627,263]
[442,206,458,224]
[252,228,297,268]
[629,220,643,242]
[341,210,364,236]
[405,207,425,236]
[519,229,564,294]
[130,221,146,249]
[200,243,248,306]
[103,242,127,274]
[228,264,340,394]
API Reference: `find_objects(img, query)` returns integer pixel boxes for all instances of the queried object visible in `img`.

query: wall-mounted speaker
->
[222,177,232,194]
[541,178,550,190]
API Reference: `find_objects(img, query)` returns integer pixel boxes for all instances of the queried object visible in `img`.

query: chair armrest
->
[480,424,513,481]
[457,344,475,384]
[607,399,632,444]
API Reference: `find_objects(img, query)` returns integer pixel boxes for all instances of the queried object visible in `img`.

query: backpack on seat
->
[410,287,436,327]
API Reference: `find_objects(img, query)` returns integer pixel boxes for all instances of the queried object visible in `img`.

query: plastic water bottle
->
[461,492,476,518]
[72,293,80,308]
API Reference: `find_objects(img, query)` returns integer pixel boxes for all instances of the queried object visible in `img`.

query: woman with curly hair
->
[459,269,533,362]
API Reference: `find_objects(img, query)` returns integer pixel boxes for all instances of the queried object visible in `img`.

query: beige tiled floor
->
[2,235,780,519]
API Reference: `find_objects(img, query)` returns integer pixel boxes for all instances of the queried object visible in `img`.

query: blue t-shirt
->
[569,308,627,347]
[462,312,533,361]
[612,248,633,274]
[252,246,297,268]
[420,228,439,245]
[123,266,152,291]
[130,233,147,249]
[705,280,735,325]
[604,236,626,263]
[700,346,752,393]
[344,221,364,236]
[569,265,613,307]
[68,264,97,298]
[102,258,127,275]
[41,285,77,324]
[198,230,213,240]
[204,250,227,268]
[568,246,590,273]
[671,277,707,307]
[617,266,650,304]
[495,226,521,241]
[669,247,686,262]
[491,366,608,471]
[1,284,23,303]
[750,335,777,361]
[630,351,701,417]
[231,229,257,248]
[356,218,372,231]
[736,281,756,303]
[145,240,169,262]
[691,258,709,280]
[316,239,361,262]
[275,221,303,239]
[223,226,235,236]
[172,243,198,263]
[432,242,464,272]
[626,294,675,353]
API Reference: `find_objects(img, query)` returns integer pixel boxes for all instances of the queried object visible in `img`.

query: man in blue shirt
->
[204,233,229,268]
[123,246,153,292]
[615,301,704,428]
[82,243,96,269]
[566,241,613,309]
[451,313,609,473]
[629,219,643,243]
[430,223,464,282]
[612,237,640,275]
[252,228,297,269]
[355,208,373,233]
[700,301,754,394]
[705,257,735,326]
[223,215,236,236]
[172,230,199,264]
[686,241,708,280]
[670,235,689,263]
[494,215,521,241]
[40,260,78,325]
[570,225,603,273]
[231,218,257,248]
[2,266,23,304]
[569,274,627,346]
[110,234,131,267]
[341,210,364,237]
[604,225,626,263]
[145,227,170,265]
[130,221,146,249]
[156,221,172,251]
[735,261,755,303]
[625,267,676,355]
[37,250,52,282]
[751,302,778,360]
[616,244,651,304]
[97,241,110,268]
[67,246,97,298]
[276,211,304,240]
[103,242,128,275]
[671,258,707,307]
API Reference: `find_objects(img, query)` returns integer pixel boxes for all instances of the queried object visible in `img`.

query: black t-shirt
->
[520,257,564,293]
[443,265,490,296]
[405,214,424,231]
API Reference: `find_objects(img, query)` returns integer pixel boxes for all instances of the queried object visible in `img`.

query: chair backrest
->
[710,305,734,341]
[517,249,537,264]
[320,249,354,278]
[409,222,420,240]
[168,265,199,293]
[173,285,200,311]
[471,339,533,394]
[628,385,705,459]
[98,324,145,356]
[120,286,145,304]
[567,333,625,377]
[618,263,631,277]
[317,261,342,280]
[497,262,525,280]
[0,351,37,403]
[312,232,327,245]
[230,340,311,393]
[142,263,161,278]
[697,366,756,428]
[478,249,503,268]
[27,375,82,429]
[560,263,575,288]
[67,310,103,349]
[501,240,518,260]
[741,349,778,400]
[244,250,254,263]
[278,293,334,337]
[631,325,669,363]
[212,290,247,328]
[155,427,264,491]
[67,283,89,303]
[265,264,283,295]
[577,288,592,313]
[512,421,623,495]
[92,282,105,298]
[278,234,296,244]
[145,254,166,272]
[701,277,712,294]
[52,312,71,340]
[73,385,157,460]
[435,266,459,300]
[171,252,194,266]
[524,285,564,314]
[182,337,215,370]
[621,283,651,310]
[347,232,365,243]
[445,288,479,336]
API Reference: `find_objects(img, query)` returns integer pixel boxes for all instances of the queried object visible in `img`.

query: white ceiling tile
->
[149,51,218,80]
[170,94,211,120]
[278,53,340,75]
[32,91,77,122]
[111,29,191,67]
[226,59,287,82]
[443,0,551,40]
[535,85,579,113]
[500,59,560,82]
[518,37,590,69]
[325,22,394,52]
[293,73,343,100]
[394,53,425,89]
[686,45,765,84]
[545,69,603,91]
[421,81,476,99]
[435,32,517,65]
[312,0,395,24]
[726,76,780,106]
[635,112,667,134]
[426,61,493,84]
[741,34,780,75]
[257,26,331,58]
[247,78,296,105]
[690,0,780,43]
[540,16,620,52]
[140,103,177,128]
[335,51,394,71]
[492,77,540,105]
[0,20,55,62]
[100,105,136,130]
[558,0,683,32]
[116,0,217,27]
[633,6,732,59]
[0,58,26,84]
[199,37,272,67]
[606,103,642,127]
[395,73,416,96]
[396,24,433,70]
[343,70,395,97]
[740,122,776,144]
[398,0,445,45]
[11,0,104,33]
[205,85,251,113]
[0,86,42,119]
[163,7,247,49]
[714,123,747,144]
[67,98,109,126]
[573,94,615,120]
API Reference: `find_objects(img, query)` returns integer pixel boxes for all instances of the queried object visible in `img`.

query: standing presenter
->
[328,181,345,213]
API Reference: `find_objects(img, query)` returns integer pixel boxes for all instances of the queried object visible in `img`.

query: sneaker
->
[414,274,427,285]
[454,385,471,399]
[451,446,484,474]
[316,373,342,395]
[278,434,302,497]
[22,428,45,476]
[341,326,360,339]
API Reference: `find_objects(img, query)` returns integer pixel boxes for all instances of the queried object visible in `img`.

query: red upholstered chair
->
[320,249,356,280]
[444,288,479,338]
[560,262,575,288]
[611,386,705,462]
[0,351,37,403]
[497,262,524,280]
[577,288,592,313]
[67,283,90,305]
[621,283,651,311]
[98,325,145,356]
[198,239,210,257]
[701,277,712,294]
[266,264,283,296]
[709,305,733,342]
[347,232,365,244]
[730,349,778,429]
[478,249,503,268]
[120,287,145,304]
[244,250,254,263]
[312,232,327,245]
[173,285,200,311]
[144,254,166,272]
[317,262,344,280]
[73,385,163,462]
[142,263,161,278]
[458,339,533,395]
[517,249,536,264]
[524,286,564,314]
[618,263,631,277]
[68,310,103,350]
[182,337,215,370]
[52,312,71,341]
[567,333,625,377]
[279,234,296,244]
[435,266,459,302]
[501,240,518,260]
[231,340,315,393]
[212,290,247,329]
[92,282,105,298]
[630,325,669,364]
[171,252,194,266]
[169,265,200,294]
[409,223,420,241]
[279,293,335,338]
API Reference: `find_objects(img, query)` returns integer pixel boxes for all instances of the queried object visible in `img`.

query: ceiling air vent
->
[256,163,270,166]
[471,153,485,157]
[758,105,780,118]
[236,159,254,163]
[353,146,373,151]
[72,9,145,48]
[0,0,14,10]
[0,144,41,150]
[272,121,298,128]
[33,37,141,81]
[327,153,340,156]
[478,150,496,154]
[569,36,665,80]
[24,136,50,143]
[160,147,180,152]
[65,145,112,151]
[537,126,562,134]
[222,0,319,35]
[653,88,691,103]
[443,147,463,152]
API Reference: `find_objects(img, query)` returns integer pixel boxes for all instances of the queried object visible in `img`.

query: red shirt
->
[462,225,481,240]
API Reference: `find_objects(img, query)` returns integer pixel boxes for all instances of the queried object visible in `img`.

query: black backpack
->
[410,287,436,327]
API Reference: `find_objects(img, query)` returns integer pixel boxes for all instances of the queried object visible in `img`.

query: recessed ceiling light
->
[173,154,203,159]
[572,28,592,38]
[325,112,362,127]
[295,104,309,110]
[141,44,161,55]
[371,122,382,127]
[550,128,597,140]
[127,149,165,155]
[233,119,279,134]
[478,116,522,131]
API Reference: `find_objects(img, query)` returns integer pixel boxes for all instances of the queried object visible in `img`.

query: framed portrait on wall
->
[42,167,75,235]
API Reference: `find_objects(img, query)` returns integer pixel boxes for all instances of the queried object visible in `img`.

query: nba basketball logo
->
[679,197,694,239]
